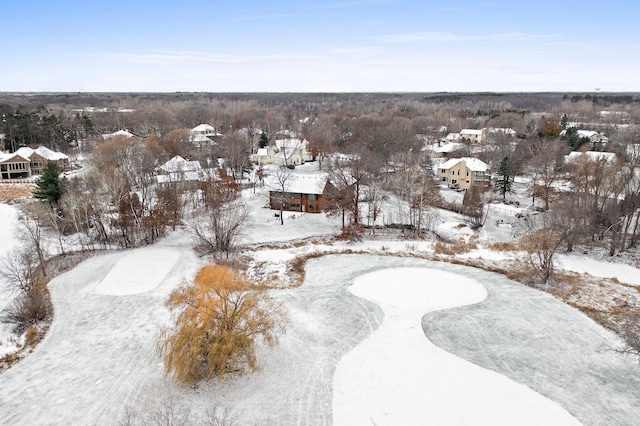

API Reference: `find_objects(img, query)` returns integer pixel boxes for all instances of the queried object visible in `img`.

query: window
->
[309,194,316,200]
[466,170,469,177]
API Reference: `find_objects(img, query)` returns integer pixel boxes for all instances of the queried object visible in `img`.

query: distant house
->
[437,157,490,191]
[157,155,211,191]
[268,173,334,213]
[423,141,465,159]
[15,146,70,174]
[189,124,222,148]
[560,129,609,147]
[0,152,31,180]
[257,139,311,166]
[101,129,137,140]
[459,129,485,144]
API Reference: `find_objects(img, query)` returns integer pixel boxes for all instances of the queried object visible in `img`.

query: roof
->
[157,168,220,184]
[14,146,68,161]
[567,151,616,163]
[439,157,489,172]
[102,129,136,140]
[159,156,202,173]
[460,129,483,136]
[269,172,329,195]
[191,124,215,133]
[0,152,30,163]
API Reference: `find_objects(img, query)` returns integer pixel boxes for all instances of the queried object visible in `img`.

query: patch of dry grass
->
[0,183,35,201]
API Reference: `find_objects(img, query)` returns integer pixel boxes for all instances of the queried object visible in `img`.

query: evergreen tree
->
[258,132,269,148]
[496,156,513,200]
[32,162,65,208]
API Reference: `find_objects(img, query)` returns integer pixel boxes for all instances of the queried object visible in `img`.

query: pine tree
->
[496,156,513,200]
[32,162,65,208]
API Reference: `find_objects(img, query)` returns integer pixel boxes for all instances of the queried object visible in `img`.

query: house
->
[422,141,465,159]
[0,152,31,180]
[257,139,311,166]
[14,146,70,174]
[157,155,207,191]
[268,173,334,213]
[436,157,490,191]
[189,124,223,148]
[459,129,485,144]
[101,129,137,140]
[560,129,609,147]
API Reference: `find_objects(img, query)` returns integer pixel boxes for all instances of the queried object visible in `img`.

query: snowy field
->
[1,178,640,424]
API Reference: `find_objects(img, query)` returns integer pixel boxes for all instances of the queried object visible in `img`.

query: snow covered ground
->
[0,203,22,358]
[1,176,640,424]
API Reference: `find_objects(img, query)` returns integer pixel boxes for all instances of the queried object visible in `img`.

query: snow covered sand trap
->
[95,249,180,295]
[332,267,580,425]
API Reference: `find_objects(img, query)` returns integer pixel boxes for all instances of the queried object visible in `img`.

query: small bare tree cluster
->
[519,229,561,284]
[0,215,53,333]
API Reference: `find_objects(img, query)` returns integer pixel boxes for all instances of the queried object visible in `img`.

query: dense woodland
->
[2,91,640,258]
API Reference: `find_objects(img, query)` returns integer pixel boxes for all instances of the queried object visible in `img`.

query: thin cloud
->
[75,50,326,65]
[382,31,562,43]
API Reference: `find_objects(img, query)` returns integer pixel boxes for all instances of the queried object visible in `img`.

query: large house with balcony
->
[437,157,490,191]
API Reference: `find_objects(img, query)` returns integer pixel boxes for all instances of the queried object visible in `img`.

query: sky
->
[1,0,639,92]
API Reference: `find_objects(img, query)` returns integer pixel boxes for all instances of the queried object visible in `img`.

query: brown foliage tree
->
[158,265,286,385]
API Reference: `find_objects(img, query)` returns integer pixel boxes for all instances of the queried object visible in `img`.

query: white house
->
[256,138,311,166]
[459,129,485,144]
[189,124,222,148]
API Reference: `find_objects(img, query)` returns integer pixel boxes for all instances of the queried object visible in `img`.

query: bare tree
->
[192,199,249,258]
[268,166,294,225]
[519,229,561,284]
[527,139,566,210]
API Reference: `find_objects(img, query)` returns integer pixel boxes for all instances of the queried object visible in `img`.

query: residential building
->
[189,124,222,148]
[14,146,70,174]
[256,139,311,166]
[437,157,490,191]
[268,173,334,213]
[459,129,485,144]
[0,152,31,180]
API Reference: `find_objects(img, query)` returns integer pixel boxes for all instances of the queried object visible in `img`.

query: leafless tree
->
[268,166,294,225]
[192,199,249,258]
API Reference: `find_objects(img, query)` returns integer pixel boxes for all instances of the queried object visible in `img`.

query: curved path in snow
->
[332,267,580,425]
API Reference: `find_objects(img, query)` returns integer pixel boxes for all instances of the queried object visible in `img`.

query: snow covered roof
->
[156,168,220,184]
[439,157,489,172]
[102,129,136,140]
[191,124,214,133]
[269,173,329,195]
[443,133,461,142]
[487,127,516,135]
[0,152,29,163]
[460,129,483,136]
[14,146,68,161]
[566,151,617,164]
[428,142,464,154]
[159,156,202,173]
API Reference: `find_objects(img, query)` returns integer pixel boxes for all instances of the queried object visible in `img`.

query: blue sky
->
[2,1,639,92]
